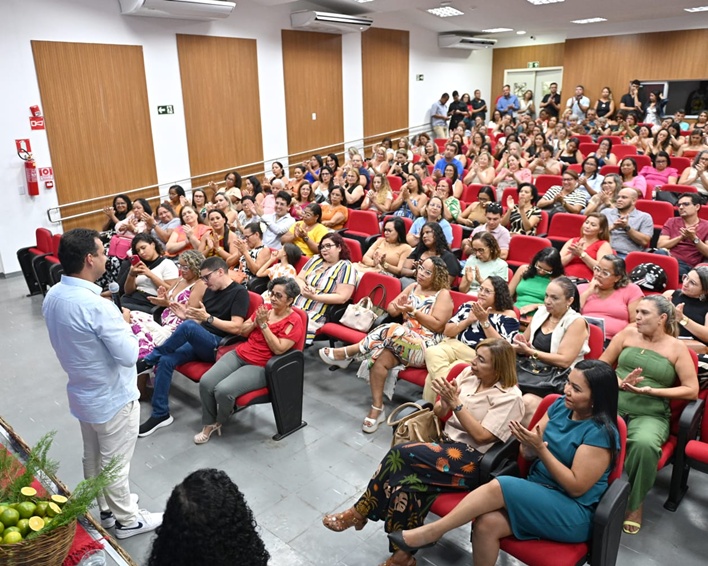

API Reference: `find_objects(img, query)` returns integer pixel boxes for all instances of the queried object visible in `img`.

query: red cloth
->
[564,238,607,280]
[237,307,304,365]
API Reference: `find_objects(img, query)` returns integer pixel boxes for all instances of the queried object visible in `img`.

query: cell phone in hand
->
[130,255,142,266]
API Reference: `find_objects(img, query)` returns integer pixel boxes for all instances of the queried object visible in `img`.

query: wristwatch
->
[303,236,310,242]
[481,321,491,329]
[693,237,700,244]
[580,252,588,259]
[206,315,214,324]
[453,403,464,413]
[259,322,268,330]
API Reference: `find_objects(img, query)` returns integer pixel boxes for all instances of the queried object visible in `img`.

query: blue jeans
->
[144,320,221,418]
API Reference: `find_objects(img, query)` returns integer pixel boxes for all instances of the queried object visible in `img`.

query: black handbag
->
[516,357,571,397]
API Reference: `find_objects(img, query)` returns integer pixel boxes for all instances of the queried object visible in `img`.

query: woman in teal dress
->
[384,359,620,566]
[600,295,698,534]
[508,247,564,317]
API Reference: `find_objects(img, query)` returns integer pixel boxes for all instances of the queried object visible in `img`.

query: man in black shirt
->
[469,89,487,123]
[448,90,469,131]
[539,82,561,118]
[619,80,646,121]
[138,256,249,436]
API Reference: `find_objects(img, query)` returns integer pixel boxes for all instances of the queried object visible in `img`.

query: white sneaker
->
[100,493,140,529]
[115,509,163,539]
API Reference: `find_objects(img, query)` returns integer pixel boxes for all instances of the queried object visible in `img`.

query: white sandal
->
[319,347,353,369]
[362,405,386,434]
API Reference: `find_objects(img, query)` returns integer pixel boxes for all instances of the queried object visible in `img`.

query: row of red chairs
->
[17,227,63,296]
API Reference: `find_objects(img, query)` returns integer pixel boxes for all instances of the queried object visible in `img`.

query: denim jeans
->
[144,320,221,418]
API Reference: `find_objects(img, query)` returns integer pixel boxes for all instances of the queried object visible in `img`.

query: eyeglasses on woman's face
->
[535,263,552,275]
[320,243,337,251]
[472,246,488,255]
[592,265,614,278]
[683,273,701,287]
[417,264,434,277]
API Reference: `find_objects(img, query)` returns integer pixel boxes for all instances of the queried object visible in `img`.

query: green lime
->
[2,530,23,544]
[34,501,48,518]
[20,487,37,499]
[0,522,4,536]
[50,494,68,508]
[0,508,20,528]
[16,502,36,520]
[46,502,62,518]
[28,516,44,532]
[15,519,29,538]
[3,527,20,534]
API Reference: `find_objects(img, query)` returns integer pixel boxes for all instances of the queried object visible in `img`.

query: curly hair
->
[425,255,451,291]
[486,275,515,311]
[413,221,451,258]
[179,249,205,279]
[147,468,269,566]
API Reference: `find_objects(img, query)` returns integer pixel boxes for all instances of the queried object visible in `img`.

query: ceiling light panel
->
[427,6,465,18]
[354,0,375,3]
[482,27,513,33]
[526,0,565,5]
[684,6,708,12]
[571,17,607,24]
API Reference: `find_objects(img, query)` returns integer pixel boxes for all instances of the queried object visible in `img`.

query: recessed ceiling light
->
[571,17,607,24]
[684,6,708,11]
[427,6,465,17]
[526,0,564,5]
[516,30,527,35]
[482,27,513,33]
[354,0,375,3]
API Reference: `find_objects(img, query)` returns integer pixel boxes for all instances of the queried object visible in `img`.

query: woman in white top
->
[518,90,536,119]
[678,150,708,197]
[122,233,179,314]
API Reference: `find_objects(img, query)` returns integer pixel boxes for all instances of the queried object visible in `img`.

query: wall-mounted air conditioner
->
[438,33,497,50]
[118,0,235,20]
[290,11,373,34]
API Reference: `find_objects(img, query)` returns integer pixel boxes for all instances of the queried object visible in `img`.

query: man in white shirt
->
[43,229,162,539]
[258,191,295,249]
[566,85,590,120]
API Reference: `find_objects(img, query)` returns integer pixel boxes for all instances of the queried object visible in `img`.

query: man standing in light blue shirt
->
[496,85,520,118]
[430,93,450,139]
[43,229,162,539]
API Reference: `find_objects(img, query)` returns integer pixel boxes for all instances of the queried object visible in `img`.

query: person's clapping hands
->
[509,420,547,457]
[185,302,209,322]
[619,367,649,394]
[431,376,461,412]
[147,285,170,307]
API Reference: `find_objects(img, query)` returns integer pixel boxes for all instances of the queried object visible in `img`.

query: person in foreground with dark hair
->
[43,229,162,539]
[138,256,249,437]
[147,468,269,566]
[387,360,620,566]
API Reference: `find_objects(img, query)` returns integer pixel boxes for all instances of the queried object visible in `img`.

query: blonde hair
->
[476,338,518,388]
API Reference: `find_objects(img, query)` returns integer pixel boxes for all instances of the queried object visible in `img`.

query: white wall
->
[0,0,492,274]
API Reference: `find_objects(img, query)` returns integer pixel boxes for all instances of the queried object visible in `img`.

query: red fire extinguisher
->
[18,148,39,196]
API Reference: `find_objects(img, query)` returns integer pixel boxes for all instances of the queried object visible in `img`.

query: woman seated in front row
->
[318,256,453,433]
[422,276,519,402]
[600,296,698,534]
[195,277,304,444]
[513,276,590,424]
[388,359,619,566]
[322,339,524,566]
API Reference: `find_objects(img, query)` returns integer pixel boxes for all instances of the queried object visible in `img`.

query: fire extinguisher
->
[18,148,39,196]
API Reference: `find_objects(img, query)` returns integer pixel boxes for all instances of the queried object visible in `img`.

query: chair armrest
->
[325,302,350,324]
[677,398,705,449]
[480,439,521,483]
[590,479,630,566]
[265,348,303,376]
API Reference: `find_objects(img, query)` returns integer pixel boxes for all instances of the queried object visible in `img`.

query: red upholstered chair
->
[536,210,549,236]
[547,213,585,247]
[670,157,691,176]
[534,175,562,194]
[598,136,623,146]
[387,175,403,192]
[624,251,680,292]
[612,145,637,159]
[630,154,652,171]
[295,254,309,274]
[586,323,604,360]
[382,215,413,234]
[501,187,518,205]
[462,184,484,202]
[315,271,401,349]
[681,150,699,160]
[665,390,708,511]
[600,165,620,176]
[340,209,380,247]
[507,235,552,270]
[450,223,463,251]
[575,135,594,145]
[17,227,53,296]
[498,394,629,566]
[434,138,447,152]
[567,164,583,174]
[579,143,599,156]
[634,200,674,232]
[342,237,363,263]
[659,183,697,195]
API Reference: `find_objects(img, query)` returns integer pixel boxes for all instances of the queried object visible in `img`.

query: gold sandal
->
[322,508,367,532]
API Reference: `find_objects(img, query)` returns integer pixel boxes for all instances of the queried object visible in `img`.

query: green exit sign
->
[157,105,174,115]
[527,61,540,69]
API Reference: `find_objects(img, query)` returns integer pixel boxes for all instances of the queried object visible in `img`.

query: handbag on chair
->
[515,357,571,397]
[387,402,443,447]
[339,284,388,332]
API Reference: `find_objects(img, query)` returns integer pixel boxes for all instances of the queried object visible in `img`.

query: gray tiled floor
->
[1,273,707,565]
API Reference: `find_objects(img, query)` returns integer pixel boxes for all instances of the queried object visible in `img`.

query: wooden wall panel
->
[562,30,708,108]
[491,43,565,93]
[362,28,409,153]
[177,34,263,192]
[281,30,344,166]
[32,41,158,231]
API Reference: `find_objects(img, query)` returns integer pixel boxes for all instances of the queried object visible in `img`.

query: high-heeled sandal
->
[322,508,368,532]
[318,347,353,369]
[387,530,436,552]
[362,405,386,434]
[193,423,222,445]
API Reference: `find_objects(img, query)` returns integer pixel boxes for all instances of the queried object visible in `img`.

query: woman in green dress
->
[508,247,564,318]
[600,295,698,534]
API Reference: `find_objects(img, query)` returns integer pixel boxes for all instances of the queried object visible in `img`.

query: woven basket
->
[0,519,76,566]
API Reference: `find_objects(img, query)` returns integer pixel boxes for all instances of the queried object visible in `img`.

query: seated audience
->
[320,187,349,230]
[407,197,453,247]
[293,232,356,344]
[442,162,465,199]
[501,183,542,236]
[558,137,584,166]
[165,206,211,256]
[435,178,461,223]
[167,184,187,218]
[355,217,411,278]
[657,193,708,277]
[290,182,316,221]
[584,173,622,215]
[434,143,464,177]
[423,277,519,402]
[601,188,653,258]
[677,150,708,200]
[257,191,295,250]
[313,166,336,203]
[195,277,304,443]
[390,173,428,219]
[509,247,564,317]
[462,152,496,185]
[102,194,132,233]
[255,243,303,302]
[281,203,329,257]
[114,198,152,240]
[230,222,270,286]
[389,360,619,566]
[678,130,708,157]
[589,137,618,167]
[343,167,366,209]
[537,170,588,219]
[400,222,460,288]
[362,173,393,218]
[200,210,237,266]
[460,232,509,295]
[560,213,613,281]
[122,234,179,313]
[526,143,563,176]
[318,257,453,434]
[146,202,181,250]
[492,154,532,201]
[192,189,208,218]
[619,158,648,198]
[639,152,678,194]
[577,156,604,199]
[146,468,269,566]
[322,339,523,566]
[600,296,698,534]
[457,186,495,229]
[468,202,510,259]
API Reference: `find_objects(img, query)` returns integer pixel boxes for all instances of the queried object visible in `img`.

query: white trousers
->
[79,400,140,524]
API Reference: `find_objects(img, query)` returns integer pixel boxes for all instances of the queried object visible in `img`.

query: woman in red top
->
[194,277,304,444]
[560,213,613,281]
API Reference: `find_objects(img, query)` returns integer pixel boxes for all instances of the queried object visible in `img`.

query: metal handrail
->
[46,123,430,224]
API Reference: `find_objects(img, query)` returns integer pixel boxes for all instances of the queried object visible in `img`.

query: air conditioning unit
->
[118,0,235,20]
[290,11,373,34]
[438,33,497,50]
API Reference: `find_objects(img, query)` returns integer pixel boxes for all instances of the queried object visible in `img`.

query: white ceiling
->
[248,0,708,47]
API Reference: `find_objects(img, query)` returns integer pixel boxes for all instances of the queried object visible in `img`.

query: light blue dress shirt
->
[43,275,139,424]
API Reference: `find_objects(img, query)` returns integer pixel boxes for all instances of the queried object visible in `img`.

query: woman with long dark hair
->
[509,247,564,316]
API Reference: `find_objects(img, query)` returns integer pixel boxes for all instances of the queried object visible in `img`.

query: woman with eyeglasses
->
[537,169,589,220]
[195,277,304,443]
[677,150,708,198]
[509,247,564,317]
[460,232,508,296]
[578,255,643,343]
[230,222,270,286]
[640,151,679,196]
[313,166,336,203]
[102,194,132,233]
[293,232,357,344]
[355,217,411,278]
[281,203,329,257]
[664,267,708,389]
[458,186,496,229]
[400,222,460,288]
[584,173,622,215]
[600,296,698,534]
[559,213,613,282]
[422,276,520,402]
[319,256,454,434]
